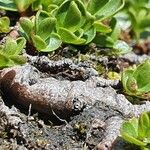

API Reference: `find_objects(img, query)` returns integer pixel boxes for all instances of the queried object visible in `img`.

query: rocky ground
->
[0,51,150,150]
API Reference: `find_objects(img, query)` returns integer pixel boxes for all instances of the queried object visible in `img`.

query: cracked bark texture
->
[0,64,120,119]
[1,64,150,149]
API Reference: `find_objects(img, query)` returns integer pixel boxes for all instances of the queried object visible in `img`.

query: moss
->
[94,63,106,76]
[0,131,8,139]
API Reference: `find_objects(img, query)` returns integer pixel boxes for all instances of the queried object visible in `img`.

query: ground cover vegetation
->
[0,0,150,149]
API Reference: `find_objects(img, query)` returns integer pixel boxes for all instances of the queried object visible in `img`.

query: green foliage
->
[0,37,26,68]
[19,10,62,52]
[0,16,10,33]
[54,0,95,45]
[0,0,131,54]
[93,17,132,55]
[19,0,129,53]
[85,0,125,21]
[121,111,150,150]
[54,0,125,45]
[0,0,17,11]
[0,0,34,12]
[0,0,64,13]
[121,60,150,100]
[121,0,150,40]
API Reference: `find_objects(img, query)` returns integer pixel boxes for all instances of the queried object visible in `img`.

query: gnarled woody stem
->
[1,64,150,149]
[0,65,99,119]
[0,64,120,119]
[0,66,81,118]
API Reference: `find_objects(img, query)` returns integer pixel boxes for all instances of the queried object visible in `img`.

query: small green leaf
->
[40,33,62,52]
[55,0,86,31]
[47,4,58,13]
[138,83,150,94]
[40,0,54,11]
[63,1,82,30]
[0,0,17,11]
[139,16,150,30]
[3,37,18,55]
[31,34,47,51]
[32,0,42,11]
[112,40,132,55]
[121,118,139,138]
[1,37,26,56]
[108,18,121,42]
[0,37,26,68]
[121,60,150,99]
[121,132,146,146]
[9,55,27,65]
[35,10,51,34]
[93,18,122,49]
[138,112,150,138]
[82,11,95,31]
[120,112,150,148]
[95,0,125,21]
[93,21,112,33]
[87,0,109,15]
[0,53,10,68]
[121,118,146,146]
[15,37,26,55]
[58,27,86,44]
[122,69,136,95]
[35,10,50,27]
[0,17,10,33]
[93,33,114,48]
[133,61,150,90]
[14,0,34,12]
[37,17,56,40]
[83,26,96,44]
[19,17,34,40]
[74,29,84,38]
